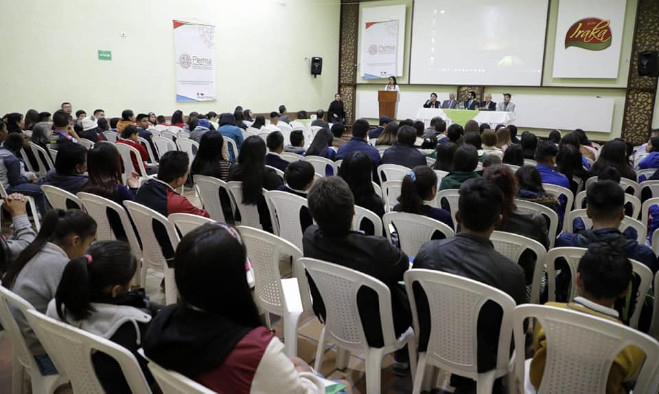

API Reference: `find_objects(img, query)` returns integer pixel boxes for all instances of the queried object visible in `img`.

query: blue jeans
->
[6,183,47,215]
[34,353,58,375]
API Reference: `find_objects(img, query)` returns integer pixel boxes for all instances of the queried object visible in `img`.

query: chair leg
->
[283,311,301,357]
[132,258,143,287]
[336,348,350,370]
[365,348,385,394]
[11,356,23,394]
[313,326,326,372]
[477,370,496,394]
[412,353,427,394]
[407,336,417,383]
[164,268,177,305]
[263,312,272,330]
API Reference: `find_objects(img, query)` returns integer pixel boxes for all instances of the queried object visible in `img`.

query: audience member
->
[311,110,329,128]
[515,166,561,213]
[264,112,281,132]
[136,113,157,159]
[144,223,325,392]
[368,116,391,140]
[51,110,80,147]
[382,125,427,168]
[251,115,266,130]
[336,119,382,181]
[80,117,106,142]
[190,131,231,181]
[3,113,24,133]
[279,105,291,124]
[439,144,480,190]
[556,143,588,196]
[338,151,385,234]
[633,129,659,166]
[589,140,636,182]
[218,113,244,162]
[279,160,315,197]
[3,209,97,375]
[464,120,479,134]
[303,177,411,374]
[394,166,453,229]
[265,131,290,172]
[423,117,446,140]
[530,242,644,393]
[42,142,88,195]
[375,121,398,146]
[446,124,464,144]
[413,121,425,146]
[574,129,597,162]
[305,128,337,163]
[637,137,659,170]
[548,129,562,144]
[24,109,39,131]
[520,132,538,160]
[116,110,135,134]
[285,130,306,154]
[81,143,138,203]
[534,140,570,189]
[117,125,151,176]
[482,155,502,170]
[495,127,512,151]
[482,130,503,160]
[560,132,591,170]
[48,240,157,392]
[233,108,247,130]
[331,123,345,149]
[433,142,457,172]
[502,144,524,166]
[413,178,526,393]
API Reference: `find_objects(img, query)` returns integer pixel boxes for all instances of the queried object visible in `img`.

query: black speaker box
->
[311,57,322,76]
[638,51,658,77]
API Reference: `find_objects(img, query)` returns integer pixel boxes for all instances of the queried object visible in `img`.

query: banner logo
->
[565,18,612,51]
[179,53,192,69]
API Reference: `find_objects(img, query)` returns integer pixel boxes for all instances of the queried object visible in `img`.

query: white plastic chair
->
[168,213,214,236]
[153,136,176,157]
[353,205,383,237]
[77,192,142,284]
[264,190,309,251]
[115,142,149,178]
[160,130,177,141]
[641,196,659,230]
[223,137,239,162]
[0,286,68,394]
[78,138,94,150]
[193,175,235,222]
[265,165,285,182]
[48,148,58,163]
[300,257,417,392]
[640,180,659,199]
[176,138,198,166]
[0,183,40,231]
[281,152,303,163]
[372,181,383,199]
[650,271,659,340]
[490,231,546,304]
[227,181,263,229]
[503,164,520,172]
[382,180,403,212]
[636,168,657,182]
[237,226,311,357]
[377,164,411,184]
[425,157,436,167]
[19,148,35,173]
[404,270,516,394]
[563,209,647,241]
[302,156,337,176]
[25,309,151,393]
[514,199,559,248]
[523,159,537,166]
[124,201,179,305]
[103,131,118,142]
[41,185,83,210]
[146,358,215,394]
[246,126,261,135]
[512,305,659,394]
[585,176,641,199]
[542,183,573,221]
[434,189,460,231]
[138,137,158,163]
[29,142,55,178]
[257,132,270,143]
[434,170,449,189]
[383,212,454,258]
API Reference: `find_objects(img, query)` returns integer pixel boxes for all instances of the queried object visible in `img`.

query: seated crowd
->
[0,104,657,393]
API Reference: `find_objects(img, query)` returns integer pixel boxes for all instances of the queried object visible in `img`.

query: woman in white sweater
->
[144,222,326,393]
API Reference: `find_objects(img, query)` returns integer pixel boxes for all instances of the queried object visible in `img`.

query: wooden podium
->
[378,90,397,119]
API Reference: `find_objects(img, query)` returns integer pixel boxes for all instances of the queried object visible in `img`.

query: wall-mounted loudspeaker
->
[311,57,322,77]
[638,51,658,77]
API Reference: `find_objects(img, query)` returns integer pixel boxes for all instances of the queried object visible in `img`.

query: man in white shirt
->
[496,93,516,112]
[264,112,282,132]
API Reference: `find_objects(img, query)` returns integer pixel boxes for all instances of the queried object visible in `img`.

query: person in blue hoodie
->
[218,113,243,163]
[637,137,659,169]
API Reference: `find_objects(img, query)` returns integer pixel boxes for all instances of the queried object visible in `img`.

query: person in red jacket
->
[117,125,151,176]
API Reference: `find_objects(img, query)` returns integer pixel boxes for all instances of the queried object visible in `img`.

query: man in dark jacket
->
[41,142,88,195]
[327,93,346,124]
[382,125,428,169]
[303,176,412,374]
[414,178,527,393]
[336,119,382,181]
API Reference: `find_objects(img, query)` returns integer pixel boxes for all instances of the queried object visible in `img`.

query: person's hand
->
[289,357,313,373]
[3,194,27,217]
[127,171,141,188]
[28,173,38,183]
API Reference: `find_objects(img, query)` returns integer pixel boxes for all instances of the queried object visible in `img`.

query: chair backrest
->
[138,137,158,163]
[223,137,238,162]
[564,209,647,241]
[160,130,177,141]
[77,192,142,259]
[281,152,303,163]
[264,190,309,251]
[176,138,198,166]
[650,271,659,340]
[514,199,559,248]
[641,196,659,230]
[192,175,235,222]
[146,358,215,394]
[523,159,537,166]
[26,309,151,393]
[574,190,641,219]
[299,257,398,351]
[434,189,460,231]
[381,180,403,212]
[238,226,312,317]
[586,176,642,199]
[103,131,118,143]
[353,205,383,237]
[257,132,270,143]
[227,181,262,229]
[640,180,659,200]
[115,142,148,178]
[19,148,35,173]
[124,201,179,304]
[152,136,176,157]
[246,126,261,135]
[513,305,659,394]
[405,269,516,380]
[544,247,586,303]
[503,164,520,172]
[636,168,657,182]
[377,164,410,184]
[49,148,58,163]
[168,213,214,237]
[41,184,83,210]
[425,157,436,167]
[383,212,454,257]
[78,138,94,150]
[29,142,55,177]
[0,286,47,381]
[372,181,383,199]
[302,156,337,177]
[433,170,449,189]
[265,165,285,181]
[490,231,547,304]
[542,183,574,217]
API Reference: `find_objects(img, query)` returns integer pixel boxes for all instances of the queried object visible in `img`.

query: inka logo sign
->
[565,18,612,51]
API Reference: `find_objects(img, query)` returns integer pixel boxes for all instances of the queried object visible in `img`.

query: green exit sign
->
[98,50,112,61]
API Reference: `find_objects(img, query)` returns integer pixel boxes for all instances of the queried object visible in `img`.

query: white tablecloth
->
[415,108,516,128]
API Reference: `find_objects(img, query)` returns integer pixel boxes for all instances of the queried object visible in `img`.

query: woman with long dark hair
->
[394,166,452,228]
[229,136,282,232]
[502,144,524,166]
[590,139,636,181]
[24,109,39,131]
[4,209,97,375]
[143,223,325,392]
[376,121,398,146]
[305,128,336,160]
[251,115,266,130]
[3,113,24,133]
[433,142,457,172]
[556,143,588,195]
[191,131,231,181]
[515,165,560,212]
[171,110,185,128]
[384,76,400,92]
[80,143,139,202]
[338,151,384,235]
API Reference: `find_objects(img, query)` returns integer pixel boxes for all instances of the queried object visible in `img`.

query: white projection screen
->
[410,0,549,86]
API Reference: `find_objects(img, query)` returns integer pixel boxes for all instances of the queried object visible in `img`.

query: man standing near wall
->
[328,93,346,124]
